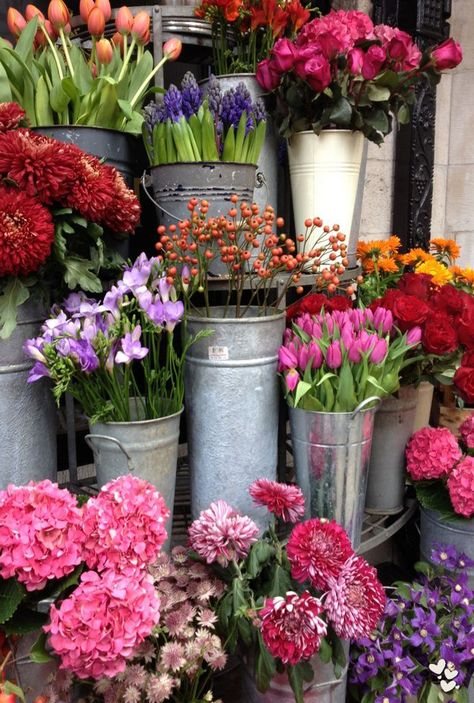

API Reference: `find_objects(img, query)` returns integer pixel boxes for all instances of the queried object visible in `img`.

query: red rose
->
[457,305,474,350]
[362,44,386,80]
[294,51,331,92]
[392,293,430,331]
[422,313,458,356]
[432,38,463,71]
[317,31,346,60]
[462,350,474,367]
[371,289,400,314]
[454,366,474,405]
[256,58,281,91]
[327,295,353,312]
[431,284,469,316]
[397,272,433,300]
[272,38,297,73]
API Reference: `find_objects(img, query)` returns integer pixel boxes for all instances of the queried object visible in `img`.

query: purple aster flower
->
[163,300,184,332]
[115,325,149,365]
[409,607,441,651]
[164,84,183,122]
[27,361,50,383]
[181,71,203,119]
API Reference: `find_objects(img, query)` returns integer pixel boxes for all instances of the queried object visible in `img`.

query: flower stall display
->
[188,479,386,703]
[350,544,474,702]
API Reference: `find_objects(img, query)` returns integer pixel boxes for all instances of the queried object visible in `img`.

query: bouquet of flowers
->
[194,0,309,75]
[405,413,474,520]
[155,197,349,317]
[24,254,207,423]
[188,479,386,703]
[256,9,462,143]
[0,105,141,337]
[143,74,267,166]
[3,1,182,133]
[349,544,474,703]
[279,305,420,412]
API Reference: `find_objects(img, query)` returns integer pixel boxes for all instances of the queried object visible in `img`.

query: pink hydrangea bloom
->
[0,480,85,591]
[447,456,474,518]
[82,475,170,572]
[188,500,259,566]
[260,591,327,665]
[324,555,386,639]
[249,479,305,523]
[405,427,462,481]
[45,567,160,679]
[287,518,354,590]
[459,412,474,449]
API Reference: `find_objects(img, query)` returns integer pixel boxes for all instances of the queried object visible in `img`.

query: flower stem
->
[59,27,75,78]
[40,24,64,80]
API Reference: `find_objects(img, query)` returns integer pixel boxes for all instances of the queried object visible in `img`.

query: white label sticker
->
[208,345,229,361]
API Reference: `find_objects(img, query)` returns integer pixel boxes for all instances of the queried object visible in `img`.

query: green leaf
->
[255,631,276,691]
[329,98,352,126]
[2,608,48,635]
[232,578,247,614]
[397,103,411,124]
[35,74,54,125]
[268,564,292,598]
[46,564,83,599]
[288,662,314,703]
[0,59,13,102]
[50,81,70,114]
[15,17,38,61]
[246,541,276,579]
[0,578,26,625]
[118,98,133,120]
[68,45,92,96]
[63,256,102,293]
[29,631,54,663]
[294,380,312,407]
[415,481,462,522]
[3,681,25,703]
[123,111,144,134]
[126,50,153,107]
[318,637,333,664]
[367,84,390,102]
[364,108,389,134]
[0,278,30,339]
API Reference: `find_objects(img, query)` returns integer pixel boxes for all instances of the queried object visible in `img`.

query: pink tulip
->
[285,369,300,392]
[87,6,105,37]
[407,326,422,345]
[373,307,393,334]
[79,0,95,22]
[326,340,342,369]
[278,345,298,371]
[47,0,70,30]
[95,0,112,22]
[163,37,182,60]
[131,10,150,43]
[96,37,113,64]
[308,341,323,369]
[116,5,133,35]
[369,338,388,364]
[26,4,45,22]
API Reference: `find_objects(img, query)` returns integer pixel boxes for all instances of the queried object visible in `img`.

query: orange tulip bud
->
[47,0,70,30]
[26,4,45,22]
[111,31,124,50]
[87,6,105,37]
[43,19,58,39]
[7,8,26,37]
[96,37,113,64]
[79,0,94,22]
[115,5,133,35]
[131,10,150,43]
[95,0,111,22]
[163,37,182,61]
[35,28,46,45]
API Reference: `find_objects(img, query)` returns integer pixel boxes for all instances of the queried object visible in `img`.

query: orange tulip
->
[115,6,133,35]
[87,6,105,37]
[95,0,112,21]
[26,4,45,22]
[96,37,113,64]
[163,37,182,61]
[7,8,26,37]
[112,31,124,50]
[131,10,150,43]
[79,0,94,22]
[43,19,58,39]
[64,21,71,33]
[47,0,70,30]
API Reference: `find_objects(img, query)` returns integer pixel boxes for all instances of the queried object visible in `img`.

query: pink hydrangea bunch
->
[82,475,170,572]
[45,567,160,679]
[324,555,386,639]
[249,479,306,523]
[188,500,259,566]
[447,456,474,518]
[459,412,474,449]
[260,591,327,665]
[0,480,85,591]
[405,427,462,481]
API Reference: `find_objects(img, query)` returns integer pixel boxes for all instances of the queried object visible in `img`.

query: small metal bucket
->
[289,400,379,549]
[86,399,183,549]
[420,507,474,587]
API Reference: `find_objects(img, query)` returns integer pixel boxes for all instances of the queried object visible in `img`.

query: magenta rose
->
[347,47,364,74]
[317,30,346,59]
[256,58,281,92]
[272,38,297,73]
[301,54,332,92]
[432,38,463,70]
[387,29,422,70]
[362,45,386,80]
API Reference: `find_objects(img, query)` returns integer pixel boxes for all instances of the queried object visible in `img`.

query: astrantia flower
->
[63,144,115,223]
[447,456,474,518]
[189,500,259,566]
[324,555,386,639]
[405,427,462,481]
[459,412,474,449]
[249,479,305,522]
[146,673,174,703]
[0,479,84,591]
[101,167,141,234]
[287,518,354,589]
[82,474,170,572]
[0,102,26,132]
[46,568,160,679]
[0,184,54,277]
[260,591,327,665]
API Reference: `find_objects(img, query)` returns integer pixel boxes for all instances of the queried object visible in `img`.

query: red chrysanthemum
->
[101,167,141,234]
[0,102,26,132]
[249,479,305,523]
[62,144,115,224]
[260,591,327,665]
[0,184,54,277]
[324,555,386,640]
[287,518,354,589]
[0,130,77,205]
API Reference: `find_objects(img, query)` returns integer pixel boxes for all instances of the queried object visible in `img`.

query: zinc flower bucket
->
[420,508,474,587]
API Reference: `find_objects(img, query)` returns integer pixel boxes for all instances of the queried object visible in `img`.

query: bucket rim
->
[89,404,184,428]
[149,161,258,172]
[187,306,285,323]
[31,125,139,139]
[420,505,474,528]
[289,403,378,418]
[199,72,257,84]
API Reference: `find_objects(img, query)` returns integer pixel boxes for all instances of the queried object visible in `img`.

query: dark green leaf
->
[30,631,54,663]
[2,608,48,635]
[245,541,275,579]
[0,278,30,339]
[415,481,462,522]
[237,616,253,647]
[47,564,83,599]
[63,256,102,292]
[363,108,389,134]
[318,637,333,664]
[329,98,352,126]
[0,578,26,625]
[268,564,292,598]
[255,631,276,692]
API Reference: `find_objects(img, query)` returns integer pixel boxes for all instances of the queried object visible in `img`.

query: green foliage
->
[0,578,26,625]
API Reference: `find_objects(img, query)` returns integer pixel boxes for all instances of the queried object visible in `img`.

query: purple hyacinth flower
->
[326,340,342,369]
[164,84,184,122]
[115,325,149,365]
[143,100,167,133]
[163,300,184,332]
[181,71,203,119]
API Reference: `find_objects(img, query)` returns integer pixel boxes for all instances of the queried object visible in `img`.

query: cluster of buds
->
[7,1,72,48]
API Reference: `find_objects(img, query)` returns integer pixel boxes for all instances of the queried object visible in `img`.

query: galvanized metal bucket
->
[86,399,183,549]
[420,507,474,586]
[289,400,379,549]
[4,628,57,703]
[184,307,285,530]
[365,385,418,515]
[0,300,57,489]
[413,380,434,432]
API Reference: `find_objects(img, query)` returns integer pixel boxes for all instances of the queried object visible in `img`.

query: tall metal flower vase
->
[420,508,474,587]
[184,308,285,530]
[0,300,57,489]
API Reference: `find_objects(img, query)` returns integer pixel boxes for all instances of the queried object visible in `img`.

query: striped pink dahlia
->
[249,479,306,523]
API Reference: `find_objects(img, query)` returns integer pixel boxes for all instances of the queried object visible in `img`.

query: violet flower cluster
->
[23,253,201,423]
[279,305,420,412]
[349,544,474,703]
[143,72,266,165]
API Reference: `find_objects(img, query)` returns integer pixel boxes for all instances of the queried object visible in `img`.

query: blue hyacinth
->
[181,72,203,119]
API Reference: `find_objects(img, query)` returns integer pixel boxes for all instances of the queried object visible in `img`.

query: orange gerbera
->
[451,266,474,288]
[377,257,400,273]
[356,239,391,261]
[430,238,461,260]
[415,259,453,286]
[400,248,433,266]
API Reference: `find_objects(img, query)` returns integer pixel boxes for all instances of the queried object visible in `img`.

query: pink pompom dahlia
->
[459,412,474,450]
[249,479,306,523]
[46,567,160,679]
[0,480,84,591]
[324,555,386,640]
[287,518,354,589]
[447,456,474,518]
[405,427,462,481]
[188,500,259,566]
[82,474,170,573]
[260,591,327,665]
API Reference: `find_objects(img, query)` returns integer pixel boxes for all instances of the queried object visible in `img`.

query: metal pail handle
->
[350,396,380,421]
[255,170,268,202]
[141,170,183,223]
[85,433,135,473]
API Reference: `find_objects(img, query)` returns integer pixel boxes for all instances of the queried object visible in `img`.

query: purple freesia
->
[23,337,47,364]
[115,325,149,365]
[28,361,50,383]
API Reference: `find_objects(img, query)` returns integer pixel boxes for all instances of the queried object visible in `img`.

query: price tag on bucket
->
[208,346,229,361]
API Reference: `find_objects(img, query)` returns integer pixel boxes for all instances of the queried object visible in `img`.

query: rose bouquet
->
[349,544,474,703]
[256,9,462,143]
[194,0,309,75]
[143,74,267,166]
[24,254,207,423]
[3,2,182,133]
[279,305,420,412]
[188,479,386,703]
[0,107,140,337]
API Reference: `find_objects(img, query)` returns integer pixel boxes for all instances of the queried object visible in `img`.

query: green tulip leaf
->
[127,51,153,108]
[50,81,70,114]
[68,44,93,95]
[0,60,12,102]
[35,74,54,125]
[15,17,37,61]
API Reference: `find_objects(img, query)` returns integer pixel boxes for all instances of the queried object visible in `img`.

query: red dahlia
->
[0,185,54,277]
[287,518,354,589]
[101,167,141,234]
[0,102,26,132]
[63,145,115,224]
[249,479,305,523]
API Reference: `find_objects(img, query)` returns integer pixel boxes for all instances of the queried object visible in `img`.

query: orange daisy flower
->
[400,248,433,266]
[430,238,461,261]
